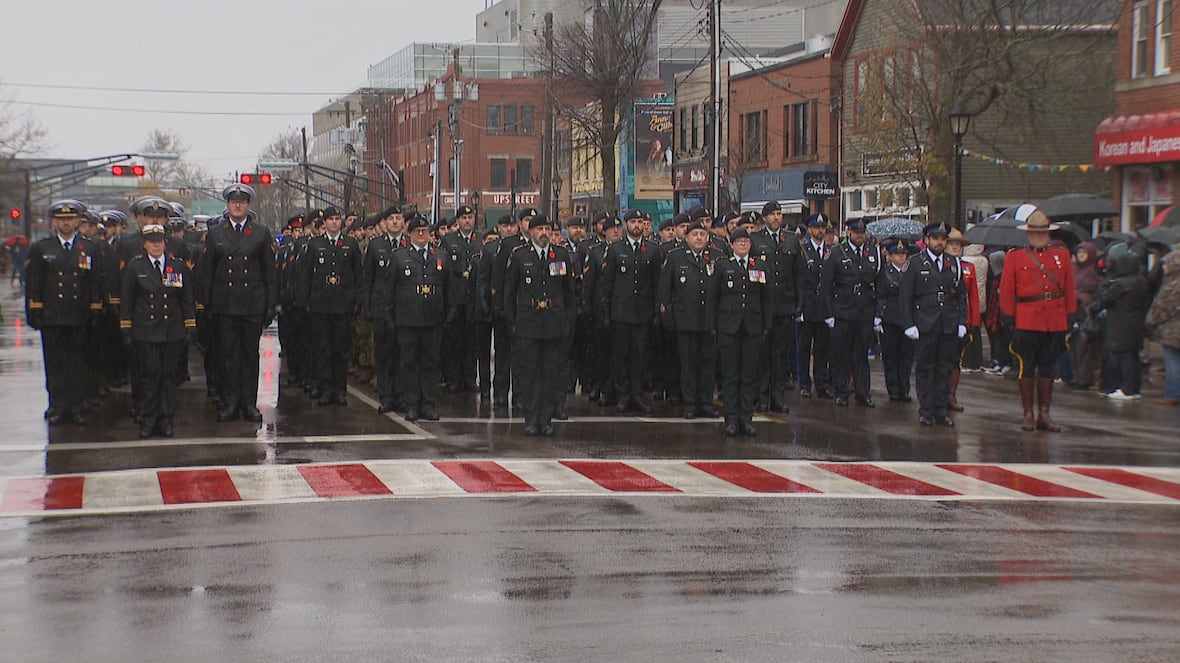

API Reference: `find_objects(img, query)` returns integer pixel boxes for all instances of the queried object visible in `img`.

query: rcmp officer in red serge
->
[899,222,968,426]
[120,224,196,438]
[300,206,362,406]
[385,213,451,421]
[658,220,720,419]
[600,208,662,414]
[999,205,1077,432]
[820,218,882,407]
[26,200,104,426]
[713,228,771,436]
[196,183,277,423]
[504,214,575,436]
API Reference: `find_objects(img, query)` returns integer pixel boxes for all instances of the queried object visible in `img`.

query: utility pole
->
[709,0,723,215]
[431,119,442,223]
[301,127,311,212]
[541,12,554,220]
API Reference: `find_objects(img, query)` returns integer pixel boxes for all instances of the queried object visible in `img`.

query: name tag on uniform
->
[549,261,567,276]
[748,269,766,284]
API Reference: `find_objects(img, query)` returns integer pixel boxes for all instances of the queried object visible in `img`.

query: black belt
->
[1017,292,1064,303]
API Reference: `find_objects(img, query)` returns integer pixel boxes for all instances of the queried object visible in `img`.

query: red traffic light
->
[241,173,273,185]
[8,208,19,220]
[112,164,145,177]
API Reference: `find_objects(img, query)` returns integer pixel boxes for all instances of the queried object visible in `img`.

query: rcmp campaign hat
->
[762,200,782,215]
[1013,203,1058,231]
[140,199,172,217]
[885,239,909,254]
[923,221,952,237]
[623,209,645,221]
[456,204,476,217]
[730,228,752,242]
[806,213,829,227]
[405,213,430,231]
[565,216,586,228]
[222,183,255,201]
[140,224,167,240]
[845,218,867,232]
[528,214,551,229]
[946,228,970,245]
[322,206,344,219]
[518,207,539,220]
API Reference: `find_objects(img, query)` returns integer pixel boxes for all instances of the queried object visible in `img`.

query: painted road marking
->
[1,460,1179,517]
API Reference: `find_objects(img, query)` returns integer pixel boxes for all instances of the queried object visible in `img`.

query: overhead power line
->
[5,100,310,117]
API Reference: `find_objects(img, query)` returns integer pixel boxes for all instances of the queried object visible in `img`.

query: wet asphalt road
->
[2,281,1180,660]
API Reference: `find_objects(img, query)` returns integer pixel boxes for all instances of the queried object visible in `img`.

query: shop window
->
[847,191,863,212]
[864,189,879,209]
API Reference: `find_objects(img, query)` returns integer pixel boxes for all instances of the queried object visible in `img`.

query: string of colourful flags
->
[962,149,1095,173]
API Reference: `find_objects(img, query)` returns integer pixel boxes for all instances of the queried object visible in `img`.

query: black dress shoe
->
[633,398,653,414]
[770,400,790,414]
[554,408,569,421]
[740,422,757,436]
[725,423,739,436]
[683,409,697,419]
[857,397,876,408]
[377,400,394,413]
[160,419,174,437]
[242,406,263,422]
[900,395,913,402]
[697,405,720,418]
[73,413,88,426]
[817,388,834,399]
[524,425,539,436]
[541,425,555,436]
[420,405,439,421]
[616,400,630,414]
[834,396,849,407]
[405,409,420,421]
[919,415,934,426]
[331,393,348,406]
[588,389,600,402]
[936,416,954,427]
[217,407,239,422]
[138,422,155,438]
[888,394,902,402]
[799,388,812,398]
[599,396,617,407]
[756,401,768,412]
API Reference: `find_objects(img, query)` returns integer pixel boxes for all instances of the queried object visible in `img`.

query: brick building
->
[1094,0,1178,230]
[365,68,548,227]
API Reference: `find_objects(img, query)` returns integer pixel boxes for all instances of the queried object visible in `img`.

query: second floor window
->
[1159,0,1173,75]
[742,110,765,164]
[792,102,810,156]
[1134,1,1151,78]
[490,158,507,188]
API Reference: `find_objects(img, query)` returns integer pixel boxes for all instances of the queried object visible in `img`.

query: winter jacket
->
[1146,251,1180,348]
[1097,254,1151,353]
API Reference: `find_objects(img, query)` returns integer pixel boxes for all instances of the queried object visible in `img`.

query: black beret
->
[381,204,403,217]
[518,207,539,220]
[528,214,551,229]
[685,221,708,234]
[602,215,623,230]
[323,206,344,219]
[496,214,516,226]
[565,216,586,228]
[739,211,762,226]
[673,213,691,226]
[688,206,712,221]
[923,221,952,237]
[405,213,429,231]
[456,205,476,217]
[762,200,782,215]
[730,228,752,242]
[623,209,645,221]
[657,218,674,231]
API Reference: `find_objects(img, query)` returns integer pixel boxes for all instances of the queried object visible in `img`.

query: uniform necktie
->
[235,223,243,234]
[936,257,943,272]
[63,240,71,252]
[154,259,163,277]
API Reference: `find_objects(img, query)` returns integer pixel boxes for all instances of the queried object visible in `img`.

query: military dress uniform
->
[440,207,482,392]
[580,222,616,404]
[875,241,915,401]
[120,233,196,438]
[490,209,537,408]
[362,228,410,412]
[998,206,1077,432]
[276,215,304,387]
[751,216,803,411]
[599,230,662,413]
[195,194,277,423]
[385,231,452,421]
[504,225,576,435]
[657,238,719,418]
[819,230,881,406]
[797,220,833,398]
[899,224,967,426]
[712,237,772,435]
[300,229,363,405]
[25,201,104,425]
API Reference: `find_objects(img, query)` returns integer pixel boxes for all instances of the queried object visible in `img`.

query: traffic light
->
[111,164,146,177]
[240,173,273,185]
[8,208,19,221]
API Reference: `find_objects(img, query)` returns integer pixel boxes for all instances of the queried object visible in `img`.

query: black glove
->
[121,332,133,347]
[27,310,42,330]
[1001,314,1015,330]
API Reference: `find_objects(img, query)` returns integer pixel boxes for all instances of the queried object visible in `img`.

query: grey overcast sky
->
[1,0,485,179]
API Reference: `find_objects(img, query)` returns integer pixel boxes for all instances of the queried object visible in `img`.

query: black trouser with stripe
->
[831,319,873,401]
[914,330,958,418]
[719,328,763,425]
[677,330,716,410]
[312,313,352,398]
[215,314,263,413]
[796,319,831,391]
[371,317,400,404]
[611,321,650,403]
[880,323,914,399]
[398,325,442,411]
[134,339,183,425]
[41,325,84,416]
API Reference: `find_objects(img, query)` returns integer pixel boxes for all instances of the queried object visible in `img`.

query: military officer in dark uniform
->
[441,204,482,393]
[875,239,915,402]
[276,213,305,387]
[899,222,968,426]
[385,213,451,421]
[98,209,131,389]
[600,209,661,413]
[581,213,622,404]
[196,183,277,423]
[490,208,538,410]
[797,213,833,399]
[26,200,104,425]
[77,209,116,405]
[362,205,409,412]
[300,206,362,406]
[658,220,719,419]
[504,215,576,435]
[752,200,803,412]
[565,215,593,395]
[820,218,881,407]
[712,228,772,436]
[474,221,510,401]
[120,224,196,438]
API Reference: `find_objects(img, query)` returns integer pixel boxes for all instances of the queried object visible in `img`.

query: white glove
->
[904,326,919,340]
[873,317,881,328]
[796,313,804,323]
[957,325,967,339]
[873,322,884,334]
[824,317,835,329]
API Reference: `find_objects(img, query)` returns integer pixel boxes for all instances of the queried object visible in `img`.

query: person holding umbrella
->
[999,205,1077,432]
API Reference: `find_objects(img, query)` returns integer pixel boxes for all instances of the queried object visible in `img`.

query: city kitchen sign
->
[803,171,838,199]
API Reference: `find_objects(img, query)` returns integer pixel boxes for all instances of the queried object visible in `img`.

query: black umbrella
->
[1138,225,1180,247]
[1038,193,1118,221]
[1095,230,1138,246]
[1049,221,1091,248]
[964,215,1090,250]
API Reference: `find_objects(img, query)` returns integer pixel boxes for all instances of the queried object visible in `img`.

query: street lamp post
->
[949,103,972,230]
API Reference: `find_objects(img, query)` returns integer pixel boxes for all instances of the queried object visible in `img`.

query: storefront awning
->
[1094,111,1180,168]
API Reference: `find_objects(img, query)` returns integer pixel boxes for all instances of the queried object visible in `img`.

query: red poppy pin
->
[336,238,342,247]
[429,248,436,256]
[165,266,173,274]
[548,249,556,260]
[243,226,252,236]
[639,243,646,253]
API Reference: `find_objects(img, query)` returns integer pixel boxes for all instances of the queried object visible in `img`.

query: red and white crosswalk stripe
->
[2,460,1180,516]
